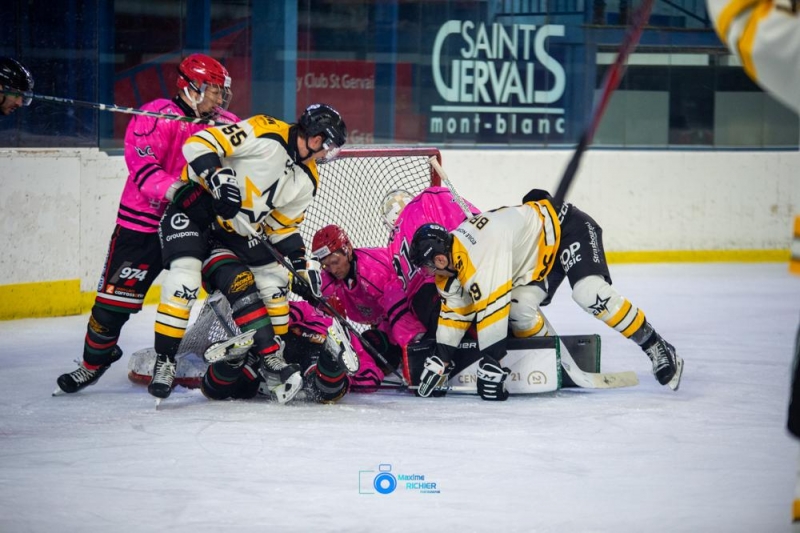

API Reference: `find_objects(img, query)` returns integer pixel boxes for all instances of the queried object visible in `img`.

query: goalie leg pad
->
[509,284,550,338]
[477,356,510,401]
[572,275,646,340]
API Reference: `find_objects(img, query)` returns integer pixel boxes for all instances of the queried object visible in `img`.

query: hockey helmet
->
[0,57,34,106]
[409,223,451,270]
[380,189,413,230]
[312,224,353,261]
[298,103,347,160]
[177,54,232,114]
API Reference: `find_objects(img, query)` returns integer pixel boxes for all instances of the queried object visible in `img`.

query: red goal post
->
[303,146,442,250]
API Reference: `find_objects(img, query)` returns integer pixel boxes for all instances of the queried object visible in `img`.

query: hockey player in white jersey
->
[706,0,800,114]
[706,0,800,521]
[150,103,347,402]
[408,195,682,400]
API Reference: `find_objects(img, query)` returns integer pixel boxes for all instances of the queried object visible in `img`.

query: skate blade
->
[270,372,303,405]
[52,388,65,397]
[667,356,684,391]
[155,398,163,410]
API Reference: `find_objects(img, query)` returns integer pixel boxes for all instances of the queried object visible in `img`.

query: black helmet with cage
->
[298,103,347,160]
[409,223,452,270]
[0,57,34,106]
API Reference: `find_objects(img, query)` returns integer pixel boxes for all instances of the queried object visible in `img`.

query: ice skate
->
[202,330,256,364]
[54,346,123,395]
[257,338,302,404]
[643,335,683,391]
[148,353,177,404]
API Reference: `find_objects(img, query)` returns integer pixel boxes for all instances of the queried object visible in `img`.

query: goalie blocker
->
[405,332,601,396]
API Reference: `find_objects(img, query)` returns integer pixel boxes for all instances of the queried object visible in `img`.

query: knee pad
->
[509,284,550,337]
[156,257,202,355]
[572,275,646,339]
[251,263,290,335]
[161,257,203,309]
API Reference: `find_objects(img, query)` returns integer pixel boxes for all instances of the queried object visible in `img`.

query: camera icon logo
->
[373,464,397,495]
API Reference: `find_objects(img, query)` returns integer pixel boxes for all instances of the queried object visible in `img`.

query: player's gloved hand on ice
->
[290,257,322,301]
[170,180,214,226]
[476,355,510,401]
[208,167,242,220]
[416,354,453,398]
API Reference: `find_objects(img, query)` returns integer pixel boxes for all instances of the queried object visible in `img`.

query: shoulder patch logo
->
[135,145,155,158]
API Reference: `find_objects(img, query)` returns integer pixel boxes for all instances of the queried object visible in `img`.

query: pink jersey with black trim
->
[387,186,480,296]
[117,99,238,233]
[288,301,385,390]
[318,248,425,348]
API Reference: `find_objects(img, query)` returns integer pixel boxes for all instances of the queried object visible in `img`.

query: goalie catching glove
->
[290,256,322,301]
[207,167,242,220]
[476,356,510,401]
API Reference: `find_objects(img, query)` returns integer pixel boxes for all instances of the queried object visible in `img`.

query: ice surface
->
[1,263,798,533]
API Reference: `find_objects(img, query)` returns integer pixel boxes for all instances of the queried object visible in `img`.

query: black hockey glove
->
[416,354,454,398]
[171,180,214,227]
[208,167,242,220]
[289,256,322,301]
[476,356,510,401]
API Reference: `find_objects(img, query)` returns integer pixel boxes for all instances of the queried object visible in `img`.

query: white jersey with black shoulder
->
[182,114,319,245]
[434,201,561,354]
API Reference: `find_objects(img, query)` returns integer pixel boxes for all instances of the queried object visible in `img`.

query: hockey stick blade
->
[540,314,638,389]
[553,0,655,204]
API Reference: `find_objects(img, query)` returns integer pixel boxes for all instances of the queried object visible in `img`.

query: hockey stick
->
[233,215,409,387]
[428,157,477,217]
[437,169,639,389]
[553,0,655,204]
[1,89,228,125]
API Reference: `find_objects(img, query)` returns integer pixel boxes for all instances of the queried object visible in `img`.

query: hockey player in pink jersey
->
[311,224,421,389]
[56,54,239,394]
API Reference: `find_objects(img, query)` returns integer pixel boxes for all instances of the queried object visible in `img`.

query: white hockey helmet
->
[380,189,413,230]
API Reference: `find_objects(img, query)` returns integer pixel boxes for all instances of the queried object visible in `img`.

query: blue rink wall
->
[0,147,796,320]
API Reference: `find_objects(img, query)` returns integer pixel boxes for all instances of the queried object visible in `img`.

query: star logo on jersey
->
[588,295,610,316]
[173,285,199,302]
[135,145,155,158]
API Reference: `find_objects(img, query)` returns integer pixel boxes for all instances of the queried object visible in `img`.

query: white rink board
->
[0,147,798,287]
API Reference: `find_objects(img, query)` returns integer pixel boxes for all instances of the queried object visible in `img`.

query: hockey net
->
[302,146,441,249]
[129,146,442,385]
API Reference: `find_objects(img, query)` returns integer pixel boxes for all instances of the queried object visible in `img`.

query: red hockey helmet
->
[176,54,232,113]
[312,224,353,261]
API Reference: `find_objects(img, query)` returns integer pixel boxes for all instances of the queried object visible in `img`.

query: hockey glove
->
[171,180,214,226]
[208,167,242,220]
[290,257,322,301]
[416,355,453,398]
[476,356,510,401]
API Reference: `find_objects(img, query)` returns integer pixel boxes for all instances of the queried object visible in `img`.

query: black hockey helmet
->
[0,57,34,105]
[410,223,452,270]
[298,103,347,155]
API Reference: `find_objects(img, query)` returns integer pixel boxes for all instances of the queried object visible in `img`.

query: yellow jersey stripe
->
[738,1,771,80]
[715,0,761,46]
